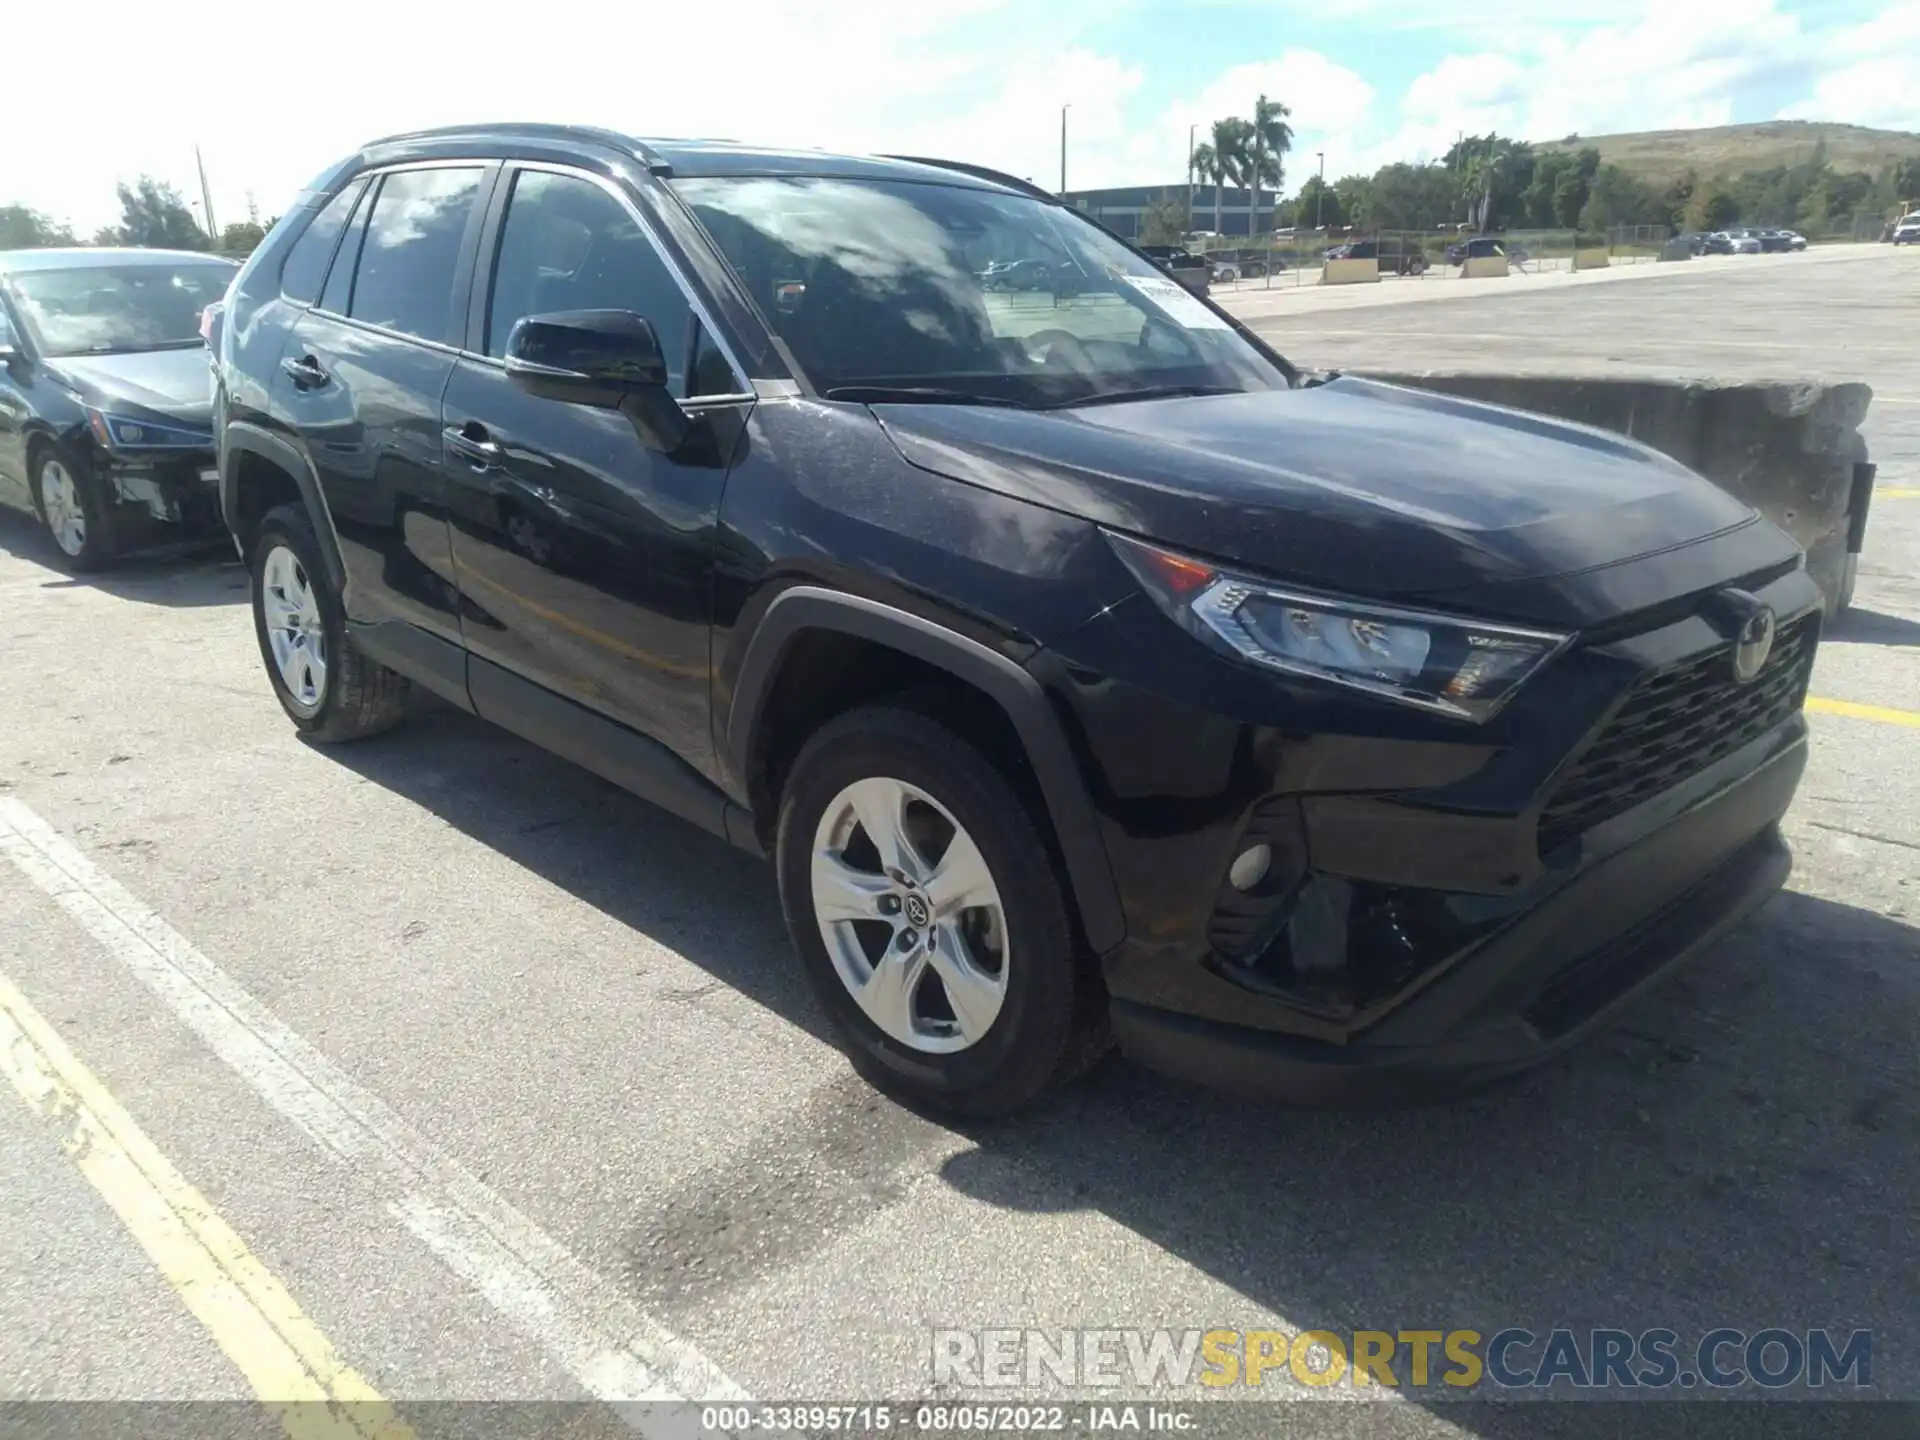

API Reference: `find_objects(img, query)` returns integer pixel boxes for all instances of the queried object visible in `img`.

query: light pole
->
[1315,151,1325,231]
[1186,122,1196,234]
[1060,104,1070,196]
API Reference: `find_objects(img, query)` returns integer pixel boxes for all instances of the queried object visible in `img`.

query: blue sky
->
[8,1,1917,234]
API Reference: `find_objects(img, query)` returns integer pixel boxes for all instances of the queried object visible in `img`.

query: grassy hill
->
[1532,121,1920,184]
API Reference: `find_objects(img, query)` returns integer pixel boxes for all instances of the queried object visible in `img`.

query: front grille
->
[1537,614,1816,853]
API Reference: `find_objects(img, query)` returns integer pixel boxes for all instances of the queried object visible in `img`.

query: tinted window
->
[486,170,712,395]
[672,175,1287,405]
[280,183,362,304]
[347,167,483,341]
[319,186,369,316]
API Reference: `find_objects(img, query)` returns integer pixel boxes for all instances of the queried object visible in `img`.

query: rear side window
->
[346,167,484,342]
[279,182,363,304]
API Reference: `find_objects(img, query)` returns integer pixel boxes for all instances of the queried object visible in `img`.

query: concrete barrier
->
[1357,372,1876,615]
[1320,258,1381,285]
[1572,248,1610,271]
[1461,254,1510,279]
[1656,238,1695,262]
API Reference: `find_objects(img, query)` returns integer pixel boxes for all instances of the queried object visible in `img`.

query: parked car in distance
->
[1444,235,1526,267]
[214,126,1823,1115]
[1782,230,1808,250]
[1891,215,1920,245]
[1136,244,1212,296]
[1323,237,1429,275]
[0,248,237,569]
[980,258,1053,291]
[1695,231,1734,255]
[1723,230,1763,254]
[1753,229,1795,254]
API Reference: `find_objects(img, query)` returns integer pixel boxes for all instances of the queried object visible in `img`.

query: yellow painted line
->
[0,969,413,1440]
[1875,487,1920,500]
[1808,696,1920,729]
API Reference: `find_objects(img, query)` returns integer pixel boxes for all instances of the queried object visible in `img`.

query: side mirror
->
[504,309,687,452]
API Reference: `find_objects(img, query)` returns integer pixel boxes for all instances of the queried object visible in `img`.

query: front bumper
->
[1031,551,1821,1103]
[1110,738,1800,1104]
[97,449,225,539]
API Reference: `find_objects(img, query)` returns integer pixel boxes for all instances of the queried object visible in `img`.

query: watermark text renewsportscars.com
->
[931,1327,1872,1393]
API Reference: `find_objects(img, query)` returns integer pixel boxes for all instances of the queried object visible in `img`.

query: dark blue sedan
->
[0,247,236,568]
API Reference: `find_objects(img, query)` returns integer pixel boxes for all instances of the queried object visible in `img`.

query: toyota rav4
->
[210,125,1820,1114]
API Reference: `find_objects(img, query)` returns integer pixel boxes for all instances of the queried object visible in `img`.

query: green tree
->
[1364,163,1460,231]
[1191,117,1252,233]
[1244,94,1294,211]
[1294,174,1343,230]
[218,221,268,255]
[1332,174,1373,228]
[0,205,76,249]
[1137,196,1189,247]
[113,176,209,250]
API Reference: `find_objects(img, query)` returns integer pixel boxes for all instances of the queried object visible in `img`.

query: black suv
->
[211,125,1820,1114]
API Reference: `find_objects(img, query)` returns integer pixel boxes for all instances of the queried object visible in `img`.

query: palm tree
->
[1194,118,1252,233]
[1245,95,1294,230]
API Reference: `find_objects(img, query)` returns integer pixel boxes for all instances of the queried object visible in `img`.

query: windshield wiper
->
[1048,384,1243,409]
[824,385,1033,409]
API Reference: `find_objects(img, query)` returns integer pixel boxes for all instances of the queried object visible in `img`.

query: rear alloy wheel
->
[31,445,116,571]
[777,705,1108,1116]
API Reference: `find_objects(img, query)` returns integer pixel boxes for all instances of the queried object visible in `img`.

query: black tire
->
[776,705,1108,1116]
[30,441,118,572]
[249,502,410,742]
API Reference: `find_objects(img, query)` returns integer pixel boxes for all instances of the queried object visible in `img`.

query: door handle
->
[281,355,329,389]
[443,423,502,470]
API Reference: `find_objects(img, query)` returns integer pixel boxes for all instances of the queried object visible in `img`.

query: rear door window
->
[345,167,484,343]
[280,182,364,305]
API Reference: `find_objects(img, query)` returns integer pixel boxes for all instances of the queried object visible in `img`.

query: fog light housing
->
[1228,843,1272,892]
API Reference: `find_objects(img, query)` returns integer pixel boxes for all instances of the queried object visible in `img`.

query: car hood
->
[874,376,1761,600]
[50,347,214,426]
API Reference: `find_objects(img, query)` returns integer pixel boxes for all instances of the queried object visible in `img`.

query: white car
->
[1784,231,1808,250]
[1894,216,1920,245]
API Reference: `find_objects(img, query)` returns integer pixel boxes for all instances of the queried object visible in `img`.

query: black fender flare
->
[726,586,1126,955]
[220,421,347,594]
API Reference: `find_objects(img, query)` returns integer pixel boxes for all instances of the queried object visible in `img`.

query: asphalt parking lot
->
[2,245,1916,1437]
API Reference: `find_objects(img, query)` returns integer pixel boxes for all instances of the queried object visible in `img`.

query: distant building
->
[1061,183,1284,240]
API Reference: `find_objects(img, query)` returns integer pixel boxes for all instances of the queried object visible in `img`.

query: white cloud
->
[1777,3,1920,130]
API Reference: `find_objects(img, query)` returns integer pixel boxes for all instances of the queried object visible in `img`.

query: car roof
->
[352,124,1041,197]
[0,247,237,276]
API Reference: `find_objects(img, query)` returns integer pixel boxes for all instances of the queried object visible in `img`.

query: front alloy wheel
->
[811,776,1009,1054]
[260,544,329,716]
[40,459,88,557]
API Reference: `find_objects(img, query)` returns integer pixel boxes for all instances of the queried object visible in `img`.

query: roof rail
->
[881,156,1060,202]
[362,122,665,170]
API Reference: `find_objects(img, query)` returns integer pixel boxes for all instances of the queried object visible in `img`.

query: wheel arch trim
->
[726,586,1126,954]
[220,422,347,595]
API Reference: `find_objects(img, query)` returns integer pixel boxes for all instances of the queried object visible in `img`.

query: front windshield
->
[6,262,236,357]
[670,175,1290,406]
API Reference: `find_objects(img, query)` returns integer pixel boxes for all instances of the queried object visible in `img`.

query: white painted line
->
[0,796,747,1431]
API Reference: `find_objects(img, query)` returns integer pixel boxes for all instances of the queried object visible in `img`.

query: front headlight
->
[1107,531,1570,722]
[86,409,212,451]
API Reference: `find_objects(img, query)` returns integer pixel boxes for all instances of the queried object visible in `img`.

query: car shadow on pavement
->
[934,887,1919,1410]
[314,694,1917,1412]
[315,696,829,1043]
[1826,607,1920,647]
[0,511,244,608]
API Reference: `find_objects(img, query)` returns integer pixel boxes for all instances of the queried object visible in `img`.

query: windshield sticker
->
[1121,273,1231,330]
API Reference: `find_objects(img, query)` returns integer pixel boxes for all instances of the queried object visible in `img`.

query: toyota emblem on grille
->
[1731,604,1777,683]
